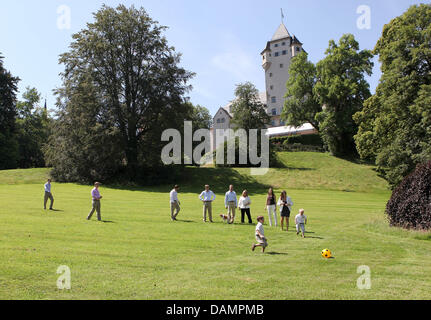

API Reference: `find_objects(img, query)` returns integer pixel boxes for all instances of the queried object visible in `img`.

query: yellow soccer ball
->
[321,249,332,259]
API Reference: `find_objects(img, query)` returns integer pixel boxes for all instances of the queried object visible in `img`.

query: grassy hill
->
[0,152,430,300]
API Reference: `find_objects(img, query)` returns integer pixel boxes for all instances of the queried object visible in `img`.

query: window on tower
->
[280,64,283,68]
[270,85,273,90]
[282,42,286,46]
[271,97,276,104]
[274,43,279,48]
[282,50,287,55]
[275,52,279,57]
[269,73,273,77]
[221,118,225,124]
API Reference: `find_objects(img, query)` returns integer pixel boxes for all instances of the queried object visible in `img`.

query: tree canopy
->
[354,4,431,187]
[0,54,20,169]
[230,82,270,131]
[282,34,373,157]
[45,5,195,183]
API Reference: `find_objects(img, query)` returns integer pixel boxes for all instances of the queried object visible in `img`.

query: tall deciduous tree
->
[315,34,373,157]
[0,53,19,169]
[45,5,194,182]
[282,52,321,131]
[16,87,51,168]
[230,82,270,131]
[354,4,431,187]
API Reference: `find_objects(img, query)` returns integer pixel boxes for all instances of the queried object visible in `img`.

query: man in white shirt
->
[295,209,308,238]
[199,185,215,223]
[224,185,238,224]
[43,179,54,210]
[170,185,180,221]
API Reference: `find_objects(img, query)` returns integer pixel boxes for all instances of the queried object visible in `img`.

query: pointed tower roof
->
[271,23,291,41]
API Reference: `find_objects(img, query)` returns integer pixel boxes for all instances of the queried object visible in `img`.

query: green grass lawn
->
[0,152,430,300]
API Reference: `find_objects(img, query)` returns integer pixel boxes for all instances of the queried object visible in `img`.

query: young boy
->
[252,216,268,253]
[295,209,308,238]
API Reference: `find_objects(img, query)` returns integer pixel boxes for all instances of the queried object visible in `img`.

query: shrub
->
[386,161,431,230]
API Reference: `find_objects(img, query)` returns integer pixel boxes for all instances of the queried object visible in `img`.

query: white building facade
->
[211,23,313,151]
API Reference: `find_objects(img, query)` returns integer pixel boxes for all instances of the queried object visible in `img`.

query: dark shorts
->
[281,207,290,218]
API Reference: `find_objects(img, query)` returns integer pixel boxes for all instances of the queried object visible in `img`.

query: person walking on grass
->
[170,185,181,221]
[239,190,252,224]
[87,182,103,221]
[252,216,268,253]
[43,179,54,210]
[265,187,278,227]
[278,190,294,232]
[199,185,215,223]
[224,185,238,224]
[295,209,308,238]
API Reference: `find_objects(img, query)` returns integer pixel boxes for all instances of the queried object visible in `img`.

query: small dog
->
[219,214,229,223]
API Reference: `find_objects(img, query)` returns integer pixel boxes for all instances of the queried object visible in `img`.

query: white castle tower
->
[261,22,304,126]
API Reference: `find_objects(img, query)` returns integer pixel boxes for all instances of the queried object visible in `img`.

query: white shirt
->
[238,196,251,209]
[44,182,51,193]
[199,190,216,202]
[170,189,179,203]
[225,191,238,207]
[256,222,265,237]
[295,214,307,224]
[277,196,293,212]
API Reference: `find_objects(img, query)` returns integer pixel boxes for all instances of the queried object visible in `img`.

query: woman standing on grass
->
[239,190,252,224]
[265,187,278,227]
[278,190,293,232]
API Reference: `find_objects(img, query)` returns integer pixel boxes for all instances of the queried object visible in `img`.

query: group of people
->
[169,184,309,253]
[43,179,104,221]
[43,178,308,254]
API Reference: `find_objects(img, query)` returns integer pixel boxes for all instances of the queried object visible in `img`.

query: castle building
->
[211,22,315,151]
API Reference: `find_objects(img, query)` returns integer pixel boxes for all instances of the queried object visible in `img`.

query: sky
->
[0,0,425,116]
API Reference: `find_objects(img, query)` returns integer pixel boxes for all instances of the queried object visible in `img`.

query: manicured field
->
[0,153,430,300]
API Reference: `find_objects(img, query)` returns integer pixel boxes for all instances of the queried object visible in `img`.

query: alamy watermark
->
[56,265,71,290]
[57,5,71,30]
[161,121,269,176]
[357,5,371,30]
[357,265,371,290]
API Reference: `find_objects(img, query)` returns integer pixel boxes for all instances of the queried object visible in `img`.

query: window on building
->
[275,52,279,57]
[280,64,283,68]
[272,108,277,116]
[269,53,272,57]
[296,47,301,52]
[270,85,273,90]
[269,73,273,77]
[280,120,285,126]
[271,120,276,127]
[221,118,225,124]
[282,42,286,46]
[282,50,287,55]
[271,97,276,103]
[274,43,279,47]
[217,119,221,124]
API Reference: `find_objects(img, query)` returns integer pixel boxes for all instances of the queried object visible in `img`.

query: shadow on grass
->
[266,252,288,256]
[105,166,274,195]
[102,220,115,224]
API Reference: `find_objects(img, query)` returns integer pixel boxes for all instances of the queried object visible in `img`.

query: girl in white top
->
[238,190,252,224]
[278,190,294,232]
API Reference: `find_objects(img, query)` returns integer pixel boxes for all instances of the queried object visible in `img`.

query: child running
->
[295,209,308,238]
[252,216,268,253]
